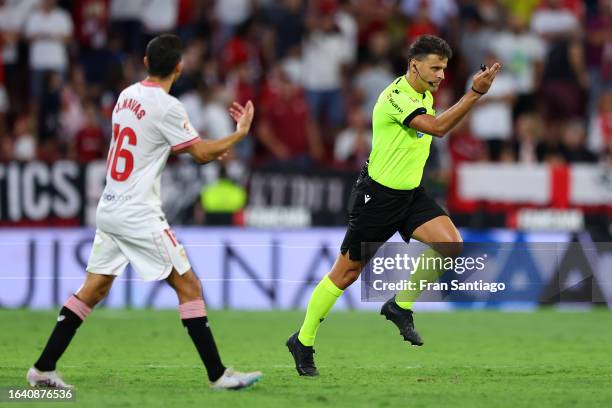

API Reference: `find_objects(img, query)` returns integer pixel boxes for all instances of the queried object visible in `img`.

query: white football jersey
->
[96,80,200,237]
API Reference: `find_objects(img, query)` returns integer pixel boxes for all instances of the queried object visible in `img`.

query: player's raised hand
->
[471,62,502,95]
[229,100,255,135]
[229,101,244,122]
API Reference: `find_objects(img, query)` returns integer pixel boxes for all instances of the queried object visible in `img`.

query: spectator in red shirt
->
[256,66,323,168]
[73,0,109,49]
[406,6,438,42]
[72,101,105,163]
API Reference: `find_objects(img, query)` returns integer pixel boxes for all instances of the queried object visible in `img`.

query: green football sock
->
[395,247,444,310]
[298,275,343,346]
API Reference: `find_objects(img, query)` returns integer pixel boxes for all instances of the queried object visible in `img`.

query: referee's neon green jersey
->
[368,75,435,190]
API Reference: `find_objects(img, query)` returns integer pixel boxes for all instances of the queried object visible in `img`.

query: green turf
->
[1,308,611,408]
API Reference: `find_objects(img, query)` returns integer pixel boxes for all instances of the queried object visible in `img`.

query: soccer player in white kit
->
[27,34,262,390]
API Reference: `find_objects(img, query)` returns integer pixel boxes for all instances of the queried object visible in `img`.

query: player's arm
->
[181,101,254,164]
[183,132,245,164]
[410,63,502,137]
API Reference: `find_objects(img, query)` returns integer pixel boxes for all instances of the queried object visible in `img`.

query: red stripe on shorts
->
[164,229,177,247]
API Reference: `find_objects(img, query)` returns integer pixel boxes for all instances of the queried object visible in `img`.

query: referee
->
[287,35,502,376]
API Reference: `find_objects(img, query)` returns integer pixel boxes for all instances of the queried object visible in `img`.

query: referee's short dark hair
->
[145,34,183,78]
[407,35,452,62]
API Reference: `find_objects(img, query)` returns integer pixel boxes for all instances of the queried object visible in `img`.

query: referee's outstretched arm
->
[410,63,502,137]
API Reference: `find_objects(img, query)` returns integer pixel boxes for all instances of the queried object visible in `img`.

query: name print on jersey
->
[114,97,147,120]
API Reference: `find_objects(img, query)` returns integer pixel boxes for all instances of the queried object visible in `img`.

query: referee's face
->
[413,54,448,92]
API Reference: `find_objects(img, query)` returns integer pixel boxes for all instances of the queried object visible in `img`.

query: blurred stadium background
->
[0,1,611,406]
[0,0,611,309]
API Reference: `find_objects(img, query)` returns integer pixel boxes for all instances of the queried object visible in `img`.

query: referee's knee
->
[434,234,463,258]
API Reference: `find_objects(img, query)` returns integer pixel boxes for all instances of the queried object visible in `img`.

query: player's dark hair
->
[145,34,183,78]
[407,35,452,62]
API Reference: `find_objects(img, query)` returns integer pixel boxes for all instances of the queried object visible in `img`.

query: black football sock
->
[182,316,226,382]
[34,306,85,372]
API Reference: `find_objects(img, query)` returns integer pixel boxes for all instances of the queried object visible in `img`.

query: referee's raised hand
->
[471,62,502,95]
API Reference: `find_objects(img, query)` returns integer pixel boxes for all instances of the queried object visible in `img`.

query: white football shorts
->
[86,228,192,281]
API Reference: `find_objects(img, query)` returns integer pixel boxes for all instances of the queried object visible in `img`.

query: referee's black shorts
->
[340,164,447,262]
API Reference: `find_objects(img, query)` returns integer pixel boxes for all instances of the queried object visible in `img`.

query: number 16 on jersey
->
[107,124,137,182]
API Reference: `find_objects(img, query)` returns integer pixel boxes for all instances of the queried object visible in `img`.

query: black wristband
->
[471,86,486,95]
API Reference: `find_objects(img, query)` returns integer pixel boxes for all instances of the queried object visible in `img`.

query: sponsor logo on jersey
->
[386,93,404,114]
[103,193,133,202]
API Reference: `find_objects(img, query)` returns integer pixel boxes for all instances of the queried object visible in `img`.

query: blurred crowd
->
[0,0,610,175]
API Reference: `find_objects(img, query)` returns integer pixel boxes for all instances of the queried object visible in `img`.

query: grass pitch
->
[1,308,611,408]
